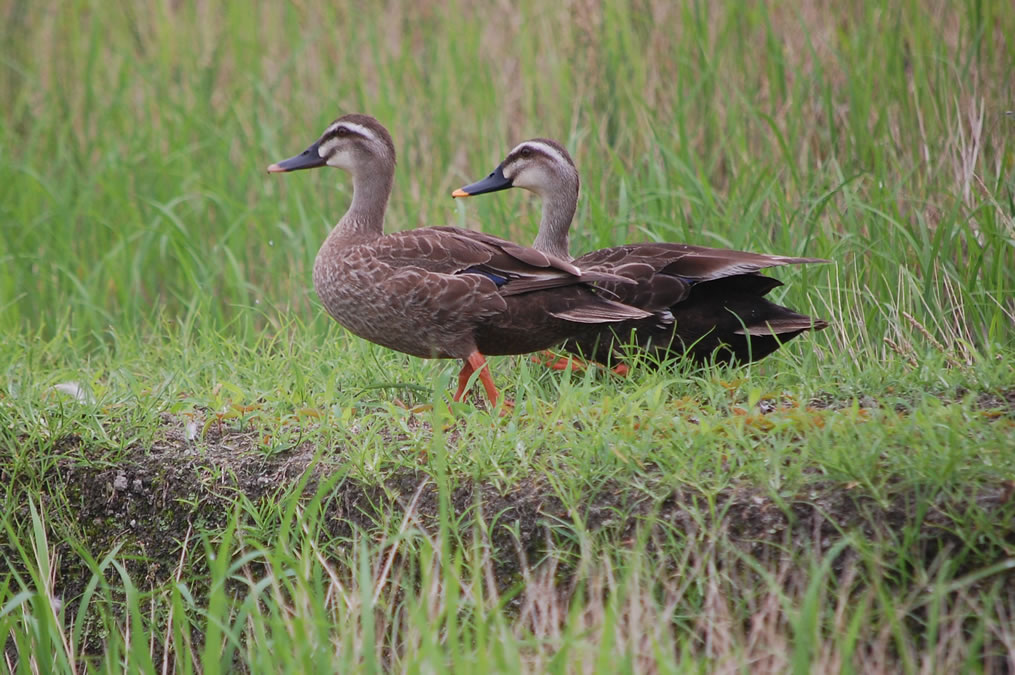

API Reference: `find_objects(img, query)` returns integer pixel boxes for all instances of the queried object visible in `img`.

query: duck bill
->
[267,141,327,173]
[452,165,512,197]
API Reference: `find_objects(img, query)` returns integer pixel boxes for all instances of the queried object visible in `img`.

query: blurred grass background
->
[2,0,1012,357]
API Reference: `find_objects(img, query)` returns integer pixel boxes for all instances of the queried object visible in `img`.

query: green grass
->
[2,0,1014,671]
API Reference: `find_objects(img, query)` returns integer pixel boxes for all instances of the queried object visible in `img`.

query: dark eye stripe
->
[323,126,364,143]
[507,145,548,164]
[505,140,574,169]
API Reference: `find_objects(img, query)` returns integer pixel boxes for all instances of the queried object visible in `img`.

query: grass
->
[2,0,1014,671]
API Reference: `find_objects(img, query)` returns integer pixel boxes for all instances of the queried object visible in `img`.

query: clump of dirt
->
[971,387,1015,415]
[808,386,1015,418]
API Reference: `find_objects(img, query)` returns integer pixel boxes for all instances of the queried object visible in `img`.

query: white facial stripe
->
[515,141,570,168]
[341,122,378,142]
[324,121,379,144]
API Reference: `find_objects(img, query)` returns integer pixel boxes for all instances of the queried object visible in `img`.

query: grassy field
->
[2,0,1014,671]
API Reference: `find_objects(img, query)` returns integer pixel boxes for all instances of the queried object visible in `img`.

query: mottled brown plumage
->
[267,115,648,406]
[453,138,830,366]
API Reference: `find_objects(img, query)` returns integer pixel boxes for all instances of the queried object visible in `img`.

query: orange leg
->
[454,351,513,412]
[466,351,501,407]
[453,358,476,403]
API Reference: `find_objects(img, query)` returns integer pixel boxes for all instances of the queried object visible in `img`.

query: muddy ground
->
[6,387,1014,611]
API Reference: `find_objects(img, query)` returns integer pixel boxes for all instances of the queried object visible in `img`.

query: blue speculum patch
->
[461,266,508,286]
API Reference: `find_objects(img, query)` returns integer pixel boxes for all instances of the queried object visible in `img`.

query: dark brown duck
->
[453,138,830,368]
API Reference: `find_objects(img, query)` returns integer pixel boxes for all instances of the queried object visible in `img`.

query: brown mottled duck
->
[268,116,649,408]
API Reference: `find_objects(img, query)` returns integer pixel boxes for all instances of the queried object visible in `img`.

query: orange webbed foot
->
[394,398,435,415]
[531,350,629,376]
[496,397,516,417]
[530,350,588,372]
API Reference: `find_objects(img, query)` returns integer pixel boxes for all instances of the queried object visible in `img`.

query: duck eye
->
[336,127,349,136]
[520,147,532,157]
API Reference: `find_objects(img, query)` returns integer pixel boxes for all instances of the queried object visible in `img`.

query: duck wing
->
[579,243,827,279]
[380,227,635,296]
[575,243,828,307]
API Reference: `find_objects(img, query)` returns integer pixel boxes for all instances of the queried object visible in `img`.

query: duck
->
[452,138,830,369]
[267,115,650,408]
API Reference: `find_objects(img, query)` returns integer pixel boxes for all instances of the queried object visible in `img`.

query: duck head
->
[453,138,580,260]
[452,138,579,201]
[267,113,396,175]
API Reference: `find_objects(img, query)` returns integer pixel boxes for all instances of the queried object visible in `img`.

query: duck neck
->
[531,185,578,261]
[328,164,393,246]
